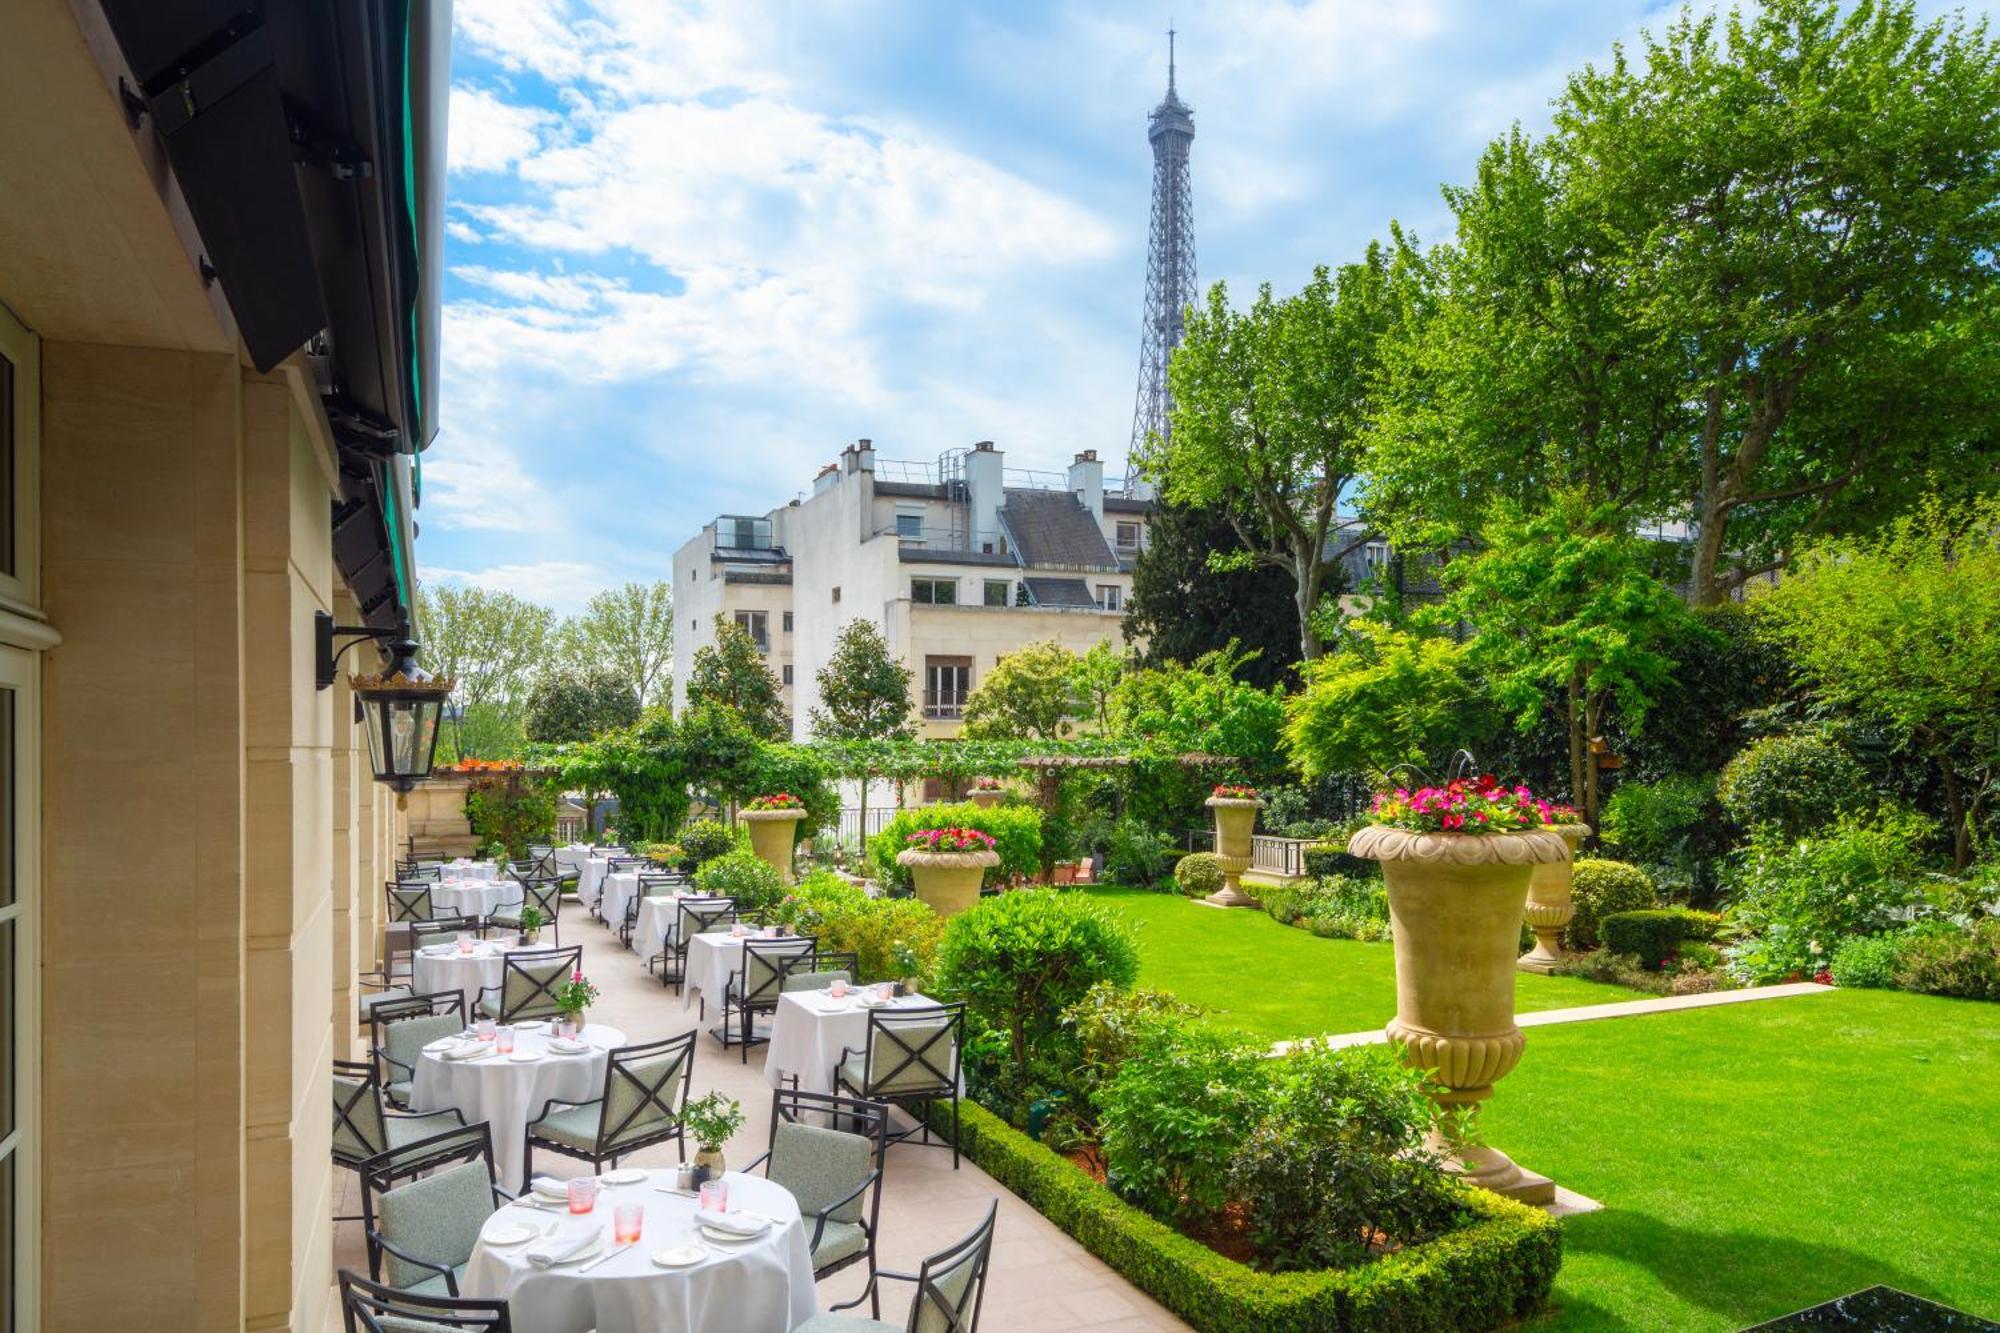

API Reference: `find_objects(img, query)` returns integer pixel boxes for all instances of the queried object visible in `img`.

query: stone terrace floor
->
[333,909,1187,1331]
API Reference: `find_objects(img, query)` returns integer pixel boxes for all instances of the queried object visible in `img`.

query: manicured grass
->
[1490,989,2000,1330]
[1085,886,1636,1042]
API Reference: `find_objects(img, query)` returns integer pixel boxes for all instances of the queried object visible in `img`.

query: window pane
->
[983,581,1008,607]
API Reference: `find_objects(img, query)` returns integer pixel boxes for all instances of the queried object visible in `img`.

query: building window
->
[781,611,793,633]
[782,665,794,685]
[895,511,925,539]
[1096,584,1123,612]
[911,578,957,605]
[1115,520,1141,551]
[734,610,770,651]
[925,657,971,718]
[831,587,841,604]
[983,580,1011,607]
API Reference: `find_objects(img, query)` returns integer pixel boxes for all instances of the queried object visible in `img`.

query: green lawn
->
[1085,887,1635,1041]
[1085,888,2000,1331]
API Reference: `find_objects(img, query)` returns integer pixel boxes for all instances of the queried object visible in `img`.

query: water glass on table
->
[698,1178,728,1213]
[568,1178,598,1214]
[829,977,848,1000]
[496,1024,515,1054]
[476,1017,496,1043]
[614,1203,644,1245]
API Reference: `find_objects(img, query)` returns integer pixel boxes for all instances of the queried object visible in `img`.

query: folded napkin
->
[444,1041,488,1061]
[525,1225,599,1268]
[529,1176,570,1201]
[695,1208,767,1237]
[548,1038,589,1055]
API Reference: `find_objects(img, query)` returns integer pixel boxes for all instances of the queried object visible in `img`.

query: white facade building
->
[671,440,1154,739]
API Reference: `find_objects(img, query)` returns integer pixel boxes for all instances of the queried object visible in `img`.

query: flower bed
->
[931,1098,1561,1332]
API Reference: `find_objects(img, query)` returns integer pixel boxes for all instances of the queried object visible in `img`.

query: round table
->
[631,893,690,958]
[465,1170,817,1333]
[443,859,499,881]
[411,940,523,1015]
[764,988,948,1095]
[413,1023,625,1189]
[433,879,515,920]
[681,933,748,1012]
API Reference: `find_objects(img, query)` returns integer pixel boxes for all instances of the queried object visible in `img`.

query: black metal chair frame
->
[743,1087,889,1316]
[524,1031,697,1179]
[387,883,436,925]
[875,1197,998,1333]
[369,991,467,1107]
[479,945,582,1023]
[721,935,815,1059]
[492,878,561,944]
[333,1059,468,1218]
[359,1123,514,1297]
[777,949,859,994]
[659,896,734,989]
[835,1003,966,1169]
[598,855,644,922]
[410,915,483,948]
[338,1268,512,1333]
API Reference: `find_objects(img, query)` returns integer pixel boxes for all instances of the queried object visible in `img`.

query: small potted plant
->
[683,1091,746,1183]
[966,777,1006,809]
[1203,783,1263,907]
[516,904,544,946]
[552,968,599,1037]
[896,826,999,917]
[891,939,925,997]
[740,792,808,885]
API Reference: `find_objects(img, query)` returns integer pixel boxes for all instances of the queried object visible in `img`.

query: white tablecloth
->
[554,845,595,873]
[411,940,550,1015]
[632,893,696,958]
[413,1024,626,1189]
[433,879,515,920]
[577,858,611,910]
[765,989,945,1095]
[465,1170,816,1333]
[601,873,643,931]
[443,859,499,881]
[681,933,747,1012]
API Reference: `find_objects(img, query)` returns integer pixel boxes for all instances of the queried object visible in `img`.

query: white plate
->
[540,1234,605,1267]
[516,1020,547,1033]
[531,1181,571,1203]
[652,1244,708,1267]
[548,1039,589,1055]
[481,1222,538,1247]
[600,1169,647,1186]
[421,1037,458,1053]
[701,1223,766,1244]
[508,1049,540,1062]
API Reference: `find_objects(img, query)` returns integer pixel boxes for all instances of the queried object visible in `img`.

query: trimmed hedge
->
[933,1099,1561,1332]
[1304,843,1374,879]
[1600,908,1723,969]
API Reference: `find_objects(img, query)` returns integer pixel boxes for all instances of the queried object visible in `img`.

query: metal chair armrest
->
[364,1230,459,1293]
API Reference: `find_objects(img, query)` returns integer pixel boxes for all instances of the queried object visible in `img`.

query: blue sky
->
[424,0,1993,613]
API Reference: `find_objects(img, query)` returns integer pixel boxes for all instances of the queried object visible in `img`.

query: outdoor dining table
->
[411,1022,626,1190]
[764,986,950,1096]
[631,891,691,959]
[431,877,515,920]
[443,858,499,881]
[410,938,534,1015]
[464,1169,816,1333]
[680,930,754,1013]
[601,872,644,932]
[576,856,612,910]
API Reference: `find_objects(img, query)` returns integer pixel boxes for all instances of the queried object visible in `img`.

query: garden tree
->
[685,621,787,740]
[434,703,525,766]
[1752,495,2000,869]
[417,583,556,756]
[522,667,641,745]
[1124,500,1301,690]
[546,707,688,843]
[1111,644,1287,779]
[675,701,763,818]
[558,580,674,708]
[1435,495,1692,829]
[1069,641,1127,732]
[809,619,915,824]
[1151,249,1395,661]
[961,641,1082,741]
[1285,622,1488,783]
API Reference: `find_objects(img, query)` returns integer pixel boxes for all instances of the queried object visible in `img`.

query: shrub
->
[1893,920,2000,1001]
[678,819,736,870]
[1099,1021,1271,1229]
[692,847,784,917]
[1724,807,1933,982]
[935,890,1139,1103]
[1562,859,1657,950]
[1259,874,1388,937]
[1057,982,1201,1128]
[1302,843,1373,879]
[1827,935,1902,990]
[1599,773,1732,903]
[1173,852,1224,898]
[1231,1044,1461,1273]
[772,871,945,985]
[1105,817,1180,889]
[931,1101,1562,1333]
[867,802,1042,889]
[1600,909,1722,970]
[1717,731,1868,839]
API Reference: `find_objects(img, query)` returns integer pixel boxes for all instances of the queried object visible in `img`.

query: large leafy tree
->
[417,584,556,757]
[1124,500,1302,690]
[686,621,787,740]
[1285,623,1487,784]
[1111,644,1286,779]
[962,641,1081,741]
[1752,495,2000,868]
[560,580,675,709]
[523,667,641,745]
[1152,249,1396,661]
[809,620,915,743]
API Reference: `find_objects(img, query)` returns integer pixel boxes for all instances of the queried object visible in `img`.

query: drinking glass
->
[495,1024,515,1054]
[568,1178,598,1214]
[456,933,475,954]
[614,1203,644,1244]
[698,1179,729,1213]
[475,1017,496,1043]
[829,977,848,999]
[875,983,894,1003]
[557,1016,578,1041]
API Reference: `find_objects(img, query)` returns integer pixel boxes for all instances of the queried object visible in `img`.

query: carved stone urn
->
[1349,823,1569,1204]
[1203,795,1263,907]
[966,786,1006,810]
[740,808,807,885]
[1518,822,1588,974]
[896,847,1000,917]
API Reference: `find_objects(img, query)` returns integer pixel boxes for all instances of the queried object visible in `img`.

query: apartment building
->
[672,440,1153,738]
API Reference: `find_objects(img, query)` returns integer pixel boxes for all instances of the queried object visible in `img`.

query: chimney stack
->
[1068,449,1105,521]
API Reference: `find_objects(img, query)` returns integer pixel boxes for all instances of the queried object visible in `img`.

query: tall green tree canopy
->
[686,621,788,740]
[1152,249,1396,660]
[1111,644,1286,778]
[961,641,1086,741]
[1752,495,2000,868]
[523,667,641,745]
[809,620,914,742]
[559,580,674,709]
[1285,623,1485,783]
[1124,500,1303,690]
[417,584,556,757]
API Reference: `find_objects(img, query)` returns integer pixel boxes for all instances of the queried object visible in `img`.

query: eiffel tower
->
[1127,28,1196,488]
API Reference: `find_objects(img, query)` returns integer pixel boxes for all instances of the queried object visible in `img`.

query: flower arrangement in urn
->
[745,792,804,811]
[741,793,809,885]
[1202,785,1263,906]
[905,827,997,854]
[1211,783,1259,800]
[897,827,1000,916]
[1366,774,1556,833]
[683,1091,746,1182]
[552,969,600,1037]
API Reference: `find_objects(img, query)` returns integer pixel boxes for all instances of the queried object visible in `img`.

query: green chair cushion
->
[792,1315,898,1333]
[529,1102,604,1152]
[602,1052,687,1150]
[770,1121,873,1224]
[379,1112,466,1169]
[398,1266,468,1301]
[385,1079,413,1106]
[376,1161,491,1289]
[809,1218,869,1271]
[781,970,853,994]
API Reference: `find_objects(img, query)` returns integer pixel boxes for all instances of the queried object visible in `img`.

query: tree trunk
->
[1936,756,1971,871]
[1294,534,1324,661]
[1565,671,1587,814]
[1583,692,1606,833]
[857,774,871,857]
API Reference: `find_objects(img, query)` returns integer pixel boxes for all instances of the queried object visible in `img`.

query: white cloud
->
[448,85,552,172]
[424,561,608,616]
[421,433,561,534]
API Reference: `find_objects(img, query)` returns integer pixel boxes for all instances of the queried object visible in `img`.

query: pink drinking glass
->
[475,1018,496,1043]
[698,1179,729,1213]
[614,1203,644,1244]
[456,933,475,954]
[875,983,894,1003]
[829,977,848,999]
[495,1024,515,1054]
[568,1178,598,1214]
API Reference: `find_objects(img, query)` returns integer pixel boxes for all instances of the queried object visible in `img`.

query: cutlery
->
[577,1240,633,1273]
[653,1186,699,1198]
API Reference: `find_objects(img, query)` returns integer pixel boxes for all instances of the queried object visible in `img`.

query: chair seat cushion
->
[385,1079,413,1106]
[381,1112,464,1168]
[401,1264,468,1299]
[529,1101,604,1151]
[792,1315,898,1333]
[835,1054,866,1093]
[359,987,414,1019]
[809,1218,869,1271]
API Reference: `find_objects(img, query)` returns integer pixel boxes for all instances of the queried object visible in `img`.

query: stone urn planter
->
[1349,823,1569,1204]
[1203,794,1263,907]
[897,847,1000,917]
[1518,822,1588,974]
[740,807,807,885]
[966,786,1006,810]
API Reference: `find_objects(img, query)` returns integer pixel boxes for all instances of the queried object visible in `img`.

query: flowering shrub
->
[554,970,600,1016]
[905,826,997,855]
[745,792,804,811]
[1367,774,1551,834]
[1723,807,1932,982]
[1210,784,1259,800]
[971,777,1005,791]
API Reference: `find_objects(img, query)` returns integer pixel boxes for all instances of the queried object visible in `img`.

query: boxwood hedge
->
[931,1100,1561,1331]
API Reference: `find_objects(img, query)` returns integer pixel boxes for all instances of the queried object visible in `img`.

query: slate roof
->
[1001,489,1118,569]
[1024,577,1098,608]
